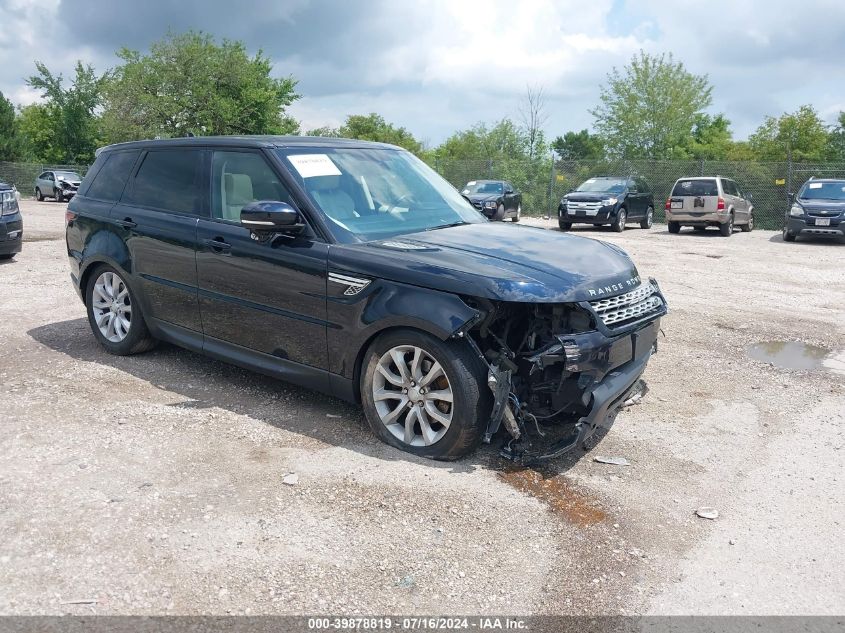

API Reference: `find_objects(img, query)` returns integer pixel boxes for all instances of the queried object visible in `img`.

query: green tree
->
[748,105,830,161]
[15,104,55,162]
[332,113,422,155]
[590,51,713,158]
[0,91,23,161]
[25,61,102,163]
[825,111,845,161]
[101,31,300,142]
[551,129,604,160]
[684,114,734,159]
[436,119,529,161]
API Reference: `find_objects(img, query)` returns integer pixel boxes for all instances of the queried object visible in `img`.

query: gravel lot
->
[1,201,843,616]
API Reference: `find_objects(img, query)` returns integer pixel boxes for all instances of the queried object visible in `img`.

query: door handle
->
[120,218,137,229]
[204,237,232,253]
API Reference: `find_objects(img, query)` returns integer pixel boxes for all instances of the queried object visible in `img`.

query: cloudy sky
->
[0,0,842,146]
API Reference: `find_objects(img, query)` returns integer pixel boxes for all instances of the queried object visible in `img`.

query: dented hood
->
[328,222,641,303]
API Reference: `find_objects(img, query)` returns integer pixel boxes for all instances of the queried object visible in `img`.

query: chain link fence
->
[0,162,88,195]
[431,157,845,230]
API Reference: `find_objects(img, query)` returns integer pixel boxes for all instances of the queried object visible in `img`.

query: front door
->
[196,149,329,370]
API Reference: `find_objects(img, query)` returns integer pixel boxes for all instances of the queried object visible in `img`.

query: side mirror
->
[241,201,304,234]
[787,192,795,204]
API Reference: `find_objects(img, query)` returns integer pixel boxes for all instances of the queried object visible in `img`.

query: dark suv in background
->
[558,176,654,232]
[784,178,845,242]
[461,179,522,221]
[0,181,23,260]
[66,136,666,463]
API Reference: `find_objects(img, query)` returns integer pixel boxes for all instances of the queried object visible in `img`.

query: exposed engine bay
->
[460,293,663,464]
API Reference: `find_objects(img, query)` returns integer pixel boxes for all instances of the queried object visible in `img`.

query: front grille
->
[566,201,603,215]
[807,210,842,217]
[590,282,663,328]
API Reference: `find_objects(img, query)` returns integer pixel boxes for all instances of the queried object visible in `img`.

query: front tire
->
[512,204,521,222]
[558,221,572,231]
[360,329,489,460]
[783,226,796,242]
[640,206,653,229]
[495,203,505,221]
[668,221,681,234]
[719,214,734,237]
[85,265,156,355]
[54,189,63,202]
[611,208,627,232]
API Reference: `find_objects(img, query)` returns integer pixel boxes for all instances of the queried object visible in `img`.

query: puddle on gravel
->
[747,341,830,371]
[498,468,607,527]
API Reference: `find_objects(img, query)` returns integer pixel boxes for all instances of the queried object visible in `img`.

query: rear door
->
[626,178,643,218]
[504,182,518,213]
[195,148,329,371]
[117,148,205,333]
[730,180,750,223]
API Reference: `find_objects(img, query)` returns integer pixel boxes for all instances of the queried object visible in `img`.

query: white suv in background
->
[665,176,754,237]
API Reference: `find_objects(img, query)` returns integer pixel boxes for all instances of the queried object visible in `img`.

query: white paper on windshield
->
[584,178,596,184]
[288,154,342,178]
[808,182,823,189]
[467,181,476,186]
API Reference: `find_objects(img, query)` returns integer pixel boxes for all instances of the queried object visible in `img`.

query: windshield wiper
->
[425,221,470,231]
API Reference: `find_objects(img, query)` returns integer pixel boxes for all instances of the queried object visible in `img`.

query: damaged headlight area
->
[460,286,666,464]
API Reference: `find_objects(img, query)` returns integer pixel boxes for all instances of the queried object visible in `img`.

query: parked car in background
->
[783,178,845,242]
[558,176,654,232]
[461,179,521,221]
[66,136,667,463]
[0,181,23,260]
[665,176,754,237]
[35,170,82,202]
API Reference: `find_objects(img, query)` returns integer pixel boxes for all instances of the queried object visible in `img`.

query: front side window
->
[211,151,293,222]
[277,147,483,242]
[126,150,203,214]
[576,178,626,194]
[798,181,845,201]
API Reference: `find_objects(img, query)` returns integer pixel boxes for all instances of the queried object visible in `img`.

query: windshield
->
[277,148,484,241]
[798,181,845,201]
[672,179,718,196]
[575,178,626,194]
[462,181,502,195]
[55,171,81,181]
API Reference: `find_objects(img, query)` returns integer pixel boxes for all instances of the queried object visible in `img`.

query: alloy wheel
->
[372,345,453,447]
[91,271,132,343]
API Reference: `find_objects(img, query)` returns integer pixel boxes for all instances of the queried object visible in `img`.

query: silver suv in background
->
[35,170,82,202]
[665,176,754,237]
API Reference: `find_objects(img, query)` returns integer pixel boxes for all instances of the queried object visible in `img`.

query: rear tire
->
[611,208,627,232]
[640,206,653,229]
[85,264,157,356]
[360,329,490,461]
[719,214,734,237]
[668,221,681,234]
[558,221,572,231]
[741,213,754,232]
[35,187,43,201]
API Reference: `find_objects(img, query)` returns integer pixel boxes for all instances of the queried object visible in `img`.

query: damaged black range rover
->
[67,136,667,463]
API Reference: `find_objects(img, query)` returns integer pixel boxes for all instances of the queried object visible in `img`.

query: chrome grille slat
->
[589,282,663,328]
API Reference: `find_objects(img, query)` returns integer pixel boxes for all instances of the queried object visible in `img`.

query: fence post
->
[700,158,705,176]
[487,159,493,179]
[786,148,793,197]
[546,151,556,220]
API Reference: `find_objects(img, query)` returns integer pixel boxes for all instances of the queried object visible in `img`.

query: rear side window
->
[85,151,139,202]
[722,180,738,196]
[672,179,718,196]
[126,150,204,214]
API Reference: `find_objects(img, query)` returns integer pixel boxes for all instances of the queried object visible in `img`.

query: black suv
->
[783,178,845,242]
[66,137,666,462]
[0,181,22,260]
[558,176,654,232]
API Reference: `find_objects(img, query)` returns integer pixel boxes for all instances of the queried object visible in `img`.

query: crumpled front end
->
[459,279,667,464]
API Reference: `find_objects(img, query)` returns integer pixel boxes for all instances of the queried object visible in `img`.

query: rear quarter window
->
[672,179,718,196]
[85,150,140,202]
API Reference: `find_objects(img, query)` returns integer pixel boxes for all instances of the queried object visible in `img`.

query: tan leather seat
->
[307,175,357,221]
[223,173,254,221]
